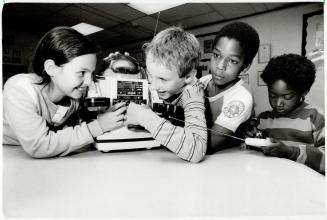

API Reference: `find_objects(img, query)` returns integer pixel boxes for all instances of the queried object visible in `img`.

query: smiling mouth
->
[213,74,224,79]
[76,87,86,93]
[157,91,166,95]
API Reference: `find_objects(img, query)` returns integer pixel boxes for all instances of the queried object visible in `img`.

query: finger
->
[115,106,127,115]
[113,102,126,110]
[116,114,126,122]
[140,103,150,109]
[269,138,280,144]
[127,102,137,111]
[115,121,124,127]
[261,146,269,155]
[124,52,130,56]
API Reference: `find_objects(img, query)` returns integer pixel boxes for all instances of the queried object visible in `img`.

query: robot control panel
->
[113,80,147,105]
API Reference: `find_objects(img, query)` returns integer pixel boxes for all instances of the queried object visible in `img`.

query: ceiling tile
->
[110,24,153,39]
[173,12,224,29]
[249,3,268,13]
[157,3,214,23]
[264,3,291,10]
[86,3,145,22]
[58,4,119,29]
[133,16,170,33]
[209,3,256,19]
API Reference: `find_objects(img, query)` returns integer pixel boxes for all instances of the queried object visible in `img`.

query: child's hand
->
[261,138,293,158]
[97,102,127,132]
[126,102,150,126]
[245,126,260,138]
[244,119,263,138]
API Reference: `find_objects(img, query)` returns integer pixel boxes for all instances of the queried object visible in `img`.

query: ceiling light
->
[128,3,185,15]
[71,22,103,35]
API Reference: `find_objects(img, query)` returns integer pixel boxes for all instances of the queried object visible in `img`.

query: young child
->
[251,53,325,174]
[200,21,260,154]
[125,26,207,163]
[3,26,127,158]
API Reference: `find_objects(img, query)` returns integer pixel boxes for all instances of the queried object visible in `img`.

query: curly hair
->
[213,21,260,68]
[261,53,316,94]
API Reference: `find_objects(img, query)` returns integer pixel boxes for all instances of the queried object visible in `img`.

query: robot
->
[86,53,161,152]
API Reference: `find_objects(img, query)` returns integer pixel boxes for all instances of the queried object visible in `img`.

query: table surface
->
[2,144,325,218]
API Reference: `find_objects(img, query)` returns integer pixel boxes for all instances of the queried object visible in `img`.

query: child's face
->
[52,53,96,101]
[210,37,245,86]
[146,53,187,100]
[268,79,302,116]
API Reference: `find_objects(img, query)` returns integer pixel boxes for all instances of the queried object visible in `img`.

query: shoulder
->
[223,81,253,107]
[303,103,325,129]
[4,73,42,102]
[233,80,253,100]
[182,79,205,98]
[4,73,41,88]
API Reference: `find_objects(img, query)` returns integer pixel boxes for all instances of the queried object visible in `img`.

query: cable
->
[154,12,160,37]
[168,116,245,142]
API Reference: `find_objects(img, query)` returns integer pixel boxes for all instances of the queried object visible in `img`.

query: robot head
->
[100,53,146,79]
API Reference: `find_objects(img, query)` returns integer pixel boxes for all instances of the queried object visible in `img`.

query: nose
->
[217,57,227,70]
[83,72,93,87]
[276,97,284,107]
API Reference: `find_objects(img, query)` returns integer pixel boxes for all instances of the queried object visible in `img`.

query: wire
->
[154,12,160,37]
[168,116,245,142]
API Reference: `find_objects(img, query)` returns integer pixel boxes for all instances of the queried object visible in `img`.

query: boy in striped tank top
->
[125,26,207,162]
[252,54,325,174]
[200,22,260,154]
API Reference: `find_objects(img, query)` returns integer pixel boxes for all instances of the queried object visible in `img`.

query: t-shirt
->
[200,74,253,133]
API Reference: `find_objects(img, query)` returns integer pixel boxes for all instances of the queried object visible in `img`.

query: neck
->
[164,92,182,103]
[45,82,66,104]
[209,77,240,96]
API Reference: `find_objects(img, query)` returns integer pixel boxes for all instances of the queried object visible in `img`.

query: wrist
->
[97,114,109,132]
[288,146,300,160]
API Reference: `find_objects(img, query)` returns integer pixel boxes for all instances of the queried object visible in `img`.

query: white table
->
[3,144,325,218]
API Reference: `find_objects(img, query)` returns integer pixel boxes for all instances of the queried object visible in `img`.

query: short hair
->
[144,26,201,77]
[213,21,260,68]
[261,53,316,94]
[32,26,96,84]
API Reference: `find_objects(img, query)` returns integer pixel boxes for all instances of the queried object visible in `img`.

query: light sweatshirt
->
[3,73,103,158]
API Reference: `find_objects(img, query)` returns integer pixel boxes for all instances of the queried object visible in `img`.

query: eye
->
[213,52,220,59]
[229,59,239,65]
[77,71,86,76]
[284,94,295,100]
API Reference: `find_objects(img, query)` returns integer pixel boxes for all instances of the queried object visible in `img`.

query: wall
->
[193,3,324,114]
[116,3,324,115]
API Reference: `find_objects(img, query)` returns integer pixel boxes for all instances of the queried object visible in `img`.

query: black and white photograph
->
[2,1,325,219]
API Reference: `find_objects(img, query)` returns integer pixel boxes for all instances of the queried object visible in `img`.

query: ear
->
[240,64,251,74]
[44,59,58,77]
[184,69,197,85]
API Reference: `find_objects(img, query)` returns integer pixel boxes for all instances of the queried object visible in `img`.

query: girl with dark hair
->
[3,26,126,158]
